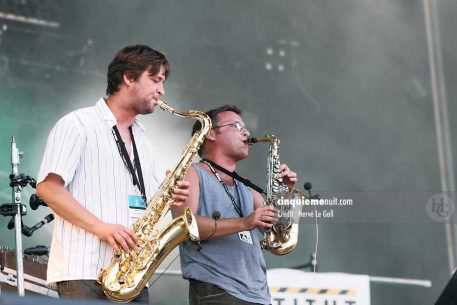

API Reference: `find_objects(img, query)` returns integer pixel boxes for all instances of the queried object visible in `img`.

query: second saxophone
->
[247,135,302,255]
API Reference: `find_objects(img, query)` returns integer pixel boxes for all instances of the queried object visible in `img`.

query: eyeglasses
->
[212,121,248,132]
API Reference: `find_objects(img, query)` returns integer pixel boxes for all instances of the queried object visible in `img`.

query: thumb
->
[165,169,171,176]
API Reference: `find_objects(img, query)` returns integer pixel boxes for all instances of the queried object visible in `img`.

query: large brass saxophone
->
[97,100,211,302]
[248,135,302,255]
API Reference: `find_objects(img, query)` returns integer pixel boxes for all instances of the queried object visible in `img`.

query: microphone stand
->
[291,183,319,272]
[10,136,25,296]
[291,253,318,272]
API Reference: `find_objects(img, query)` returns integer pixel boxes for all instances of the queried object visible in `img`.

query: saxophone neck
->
[245,135,278,146]
[157,100,212,137]
[148,99,212,204]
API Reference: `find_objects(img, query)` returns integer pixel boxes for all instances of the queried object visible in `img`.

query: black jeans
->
[56,280,149,304]
[189,279,263,305]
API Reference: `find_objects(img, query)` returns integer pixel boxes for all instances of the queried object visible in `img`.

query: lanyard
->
[202,160,243,217]
[201,158,266,195]
[112,125,146,202]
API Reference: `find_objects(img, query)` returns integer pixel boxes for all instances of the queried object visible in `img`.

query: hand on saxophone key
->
[166,170,190,206]
[172,180,190,206]
[94,222,138,255]
[243,206,278,231]
[278,164,298,190]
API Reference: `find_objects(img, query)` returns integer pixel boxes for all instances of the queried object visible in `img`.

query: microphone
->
[22,214,54,237]
[196,210,221,251]
[29,194,48,210]
[212,210,221,221]
[304,182,320,200]
[7,216,29,234]
[24,245,49,256]
[9,174,36,188]
[7,216,15,230]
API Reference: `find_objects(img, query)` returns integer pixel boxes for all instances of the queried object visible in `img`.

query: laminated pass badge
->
[128,194,146,226]
[238,231,253,244]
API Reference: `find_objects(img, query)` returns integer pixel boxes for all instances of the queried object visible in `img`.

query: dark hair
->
[106,45,170,95]
[192,105,242,157]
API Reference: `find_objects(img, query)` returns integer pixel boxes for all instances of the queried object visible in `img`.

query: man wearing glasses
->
[172,105,297,305]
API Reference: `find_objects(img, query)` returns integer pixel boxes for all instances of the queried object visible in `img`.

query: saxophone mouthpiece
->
[157,100,175,113]
[245,136,274,145]
[244,138,256,146]
[244,137,262,146]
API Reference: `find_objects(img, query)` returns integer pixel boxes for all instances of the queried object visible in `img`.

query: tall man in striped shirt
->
[36,45,189,303]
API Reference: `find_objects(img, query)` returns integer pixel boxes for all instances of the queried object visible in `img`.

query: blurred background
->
[0,0,456,304]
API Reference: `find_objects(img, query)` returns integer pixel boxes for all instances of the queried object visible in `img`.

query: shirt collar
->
[96,97,146,132]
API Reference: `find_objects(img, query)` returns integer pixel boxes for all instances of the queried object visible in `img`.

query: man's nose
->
[157,83,165,96]
[242,128,250,137]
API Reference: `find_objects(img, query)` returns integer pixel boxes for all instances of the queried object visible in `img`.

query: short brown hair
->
[106,45,170,95]
[192,105,242,157]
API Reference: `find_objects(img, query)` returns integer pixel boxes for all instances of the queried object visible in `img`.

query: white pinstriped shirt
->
[37,98,160,284]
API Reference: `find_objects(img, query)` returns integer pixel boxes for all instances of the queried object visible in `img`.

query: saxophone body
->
[97,100,211,302]
[250,136,300,255]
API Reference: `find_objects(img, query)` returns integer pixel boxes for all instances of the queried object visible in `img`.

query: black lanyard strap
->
[202,160,243,217]
[112,125,146,201]
[201,158,266,195]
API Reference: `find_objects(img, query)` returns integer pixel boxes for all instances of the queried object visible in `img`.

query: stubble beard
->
[133,94,155,115]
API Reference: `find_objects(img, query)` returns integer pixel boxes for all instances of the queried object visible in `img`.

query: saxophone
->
[248,135,302,255]
[97,100,211,302]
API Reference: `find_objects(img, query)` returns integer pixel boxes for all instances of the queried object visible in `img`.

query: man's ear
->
[122,73,134,87]
[206,129,217,142]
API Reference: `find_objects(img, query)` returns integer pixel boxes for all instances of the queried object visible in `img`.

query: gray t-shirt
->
[179,163,270,304]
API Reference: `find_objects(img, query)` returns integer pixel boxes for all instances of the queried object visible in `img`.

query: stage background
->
[0,1,456,304]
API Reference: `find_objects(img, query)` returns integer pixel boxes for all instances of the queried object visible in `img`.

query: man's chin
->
[236,151,249,161]
[138,106,155,115]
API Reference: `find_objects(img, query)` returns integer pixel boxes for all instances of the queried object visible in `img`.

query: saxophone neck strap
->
[201,158,266,195]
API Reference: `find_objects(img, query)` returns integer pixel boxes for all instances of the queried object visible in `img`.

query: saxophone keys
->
[119,258,132,273]
[106,281,121,292]
[142,224,153,235]
[142,243,152,254]
[133,257,148,270]
[146,238,158,250]
[136,236,146,246]
[123,275,136,288]
[260,240,268,251]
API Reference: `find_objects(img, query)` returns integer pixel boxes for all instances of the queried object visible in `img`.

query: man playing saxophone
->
[172,105,298,305]
[36,45,190,303]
